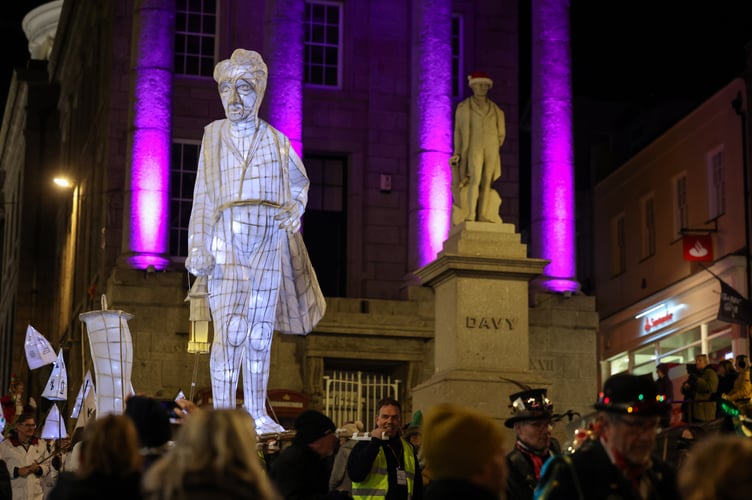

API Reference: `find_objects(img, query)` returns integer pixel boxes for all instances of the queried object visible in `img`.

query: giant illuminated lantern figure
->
[186,49,325,434]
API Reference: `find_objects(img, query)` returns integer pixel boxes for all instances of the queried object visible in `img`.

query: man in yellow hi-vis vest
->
[348,398,422,499]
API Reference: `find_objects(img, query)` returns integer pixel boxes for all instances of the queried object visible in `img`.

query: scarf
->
[515,440,549,479]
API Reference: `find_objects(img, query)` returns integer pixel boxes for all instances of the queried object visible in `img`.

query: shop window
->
[633,344,656,374]
[707,146,725,220]
[708,328,733,363]
[608,353,630,376]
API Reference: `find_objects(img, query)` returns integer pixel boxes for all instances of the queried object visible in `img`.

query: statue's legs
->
[476,149,501,223]
[465,155,483,221]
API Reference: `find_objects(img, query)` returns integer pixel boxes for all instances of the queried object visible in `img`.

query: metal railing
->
[324,370,400,426]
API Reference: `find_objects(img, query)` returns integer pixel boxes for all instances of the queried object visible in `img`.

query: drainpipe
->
[732,90,751,350]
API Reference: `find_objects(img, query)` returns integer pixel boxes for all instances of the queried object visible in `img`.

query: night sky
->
[571,2,752,101]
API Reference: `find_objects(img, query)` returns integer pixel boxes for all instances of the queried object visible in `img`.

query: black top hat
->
[594,373,669,417]
[504,389,554,428]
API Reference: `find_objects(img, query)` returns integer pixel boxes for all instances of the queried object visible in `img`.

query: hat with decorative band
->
[594,373,669,416]
[504,388,553,428]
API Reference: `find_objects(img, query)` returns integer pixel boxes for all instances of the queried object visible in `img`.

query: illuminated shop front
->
[600,255,748,382]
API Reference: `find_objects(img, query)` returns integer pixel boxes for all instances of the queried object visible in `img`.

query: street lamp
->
[185,276,211,400]
[53,176,73,188]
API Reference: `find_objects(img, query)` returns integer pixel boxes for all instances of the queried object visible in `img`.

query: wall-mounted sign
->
[636,302,678,334]
[683,235,713,261]
[643,311,674,332]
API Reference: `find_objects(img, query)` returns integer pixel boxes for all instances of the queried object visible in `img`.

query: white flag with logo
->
[24,325,56,369]
[74,383,97,430]
[41,350,68,401]
[70,371,95,419]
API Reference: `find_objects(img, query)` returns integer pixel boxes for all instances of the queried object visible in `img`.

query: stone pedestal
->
[411,222,549,419]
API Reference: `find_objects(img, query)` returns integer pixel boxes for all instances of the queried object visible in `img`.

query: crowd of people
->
[2,361,752,499]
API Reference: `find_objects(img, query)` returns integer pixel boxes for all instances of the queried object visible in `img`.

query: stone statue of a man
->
[186,49,325,434]
[450,72,505,225]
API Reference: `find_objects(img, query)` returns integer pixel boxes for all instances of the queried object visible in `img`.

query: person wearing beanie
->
[449,71,506,225]
[123,396,173,471]
[270,409,348,499]
[535,374,679,499]
[421,404,506,500]
[504,388,559,500]
[348,397,423,500]
[724,354,752,405]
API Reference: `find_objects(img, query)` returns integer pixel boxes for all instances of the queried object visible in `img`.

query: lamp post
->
[185,276,211,401]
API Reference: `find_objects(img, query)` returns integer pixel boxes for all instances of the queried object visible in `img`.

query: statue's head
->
[467,71,493,97]
[214,49,268,123]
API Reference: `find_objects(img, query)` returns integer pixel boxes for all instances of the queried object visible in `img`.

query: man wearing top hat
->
[505,389,560,500]
[535,374,679,500]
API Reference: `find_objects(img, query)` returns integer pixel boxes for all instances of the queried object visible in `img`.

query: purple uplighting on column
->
[264,0,304,156]
[122,0,174,270]
[531,0,579,292]
[410,0,453,269]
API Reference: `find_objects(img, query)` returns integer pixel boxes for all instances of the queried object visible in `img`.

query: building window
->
[611,213,625,276]
[304,1,342,87]
[302,154,347,296]
[707,147,725,219]
[641,194,655,259]
[673,173,688,238]
[170,141,200,258]
[451,14,463,98]
[175,0,217,77]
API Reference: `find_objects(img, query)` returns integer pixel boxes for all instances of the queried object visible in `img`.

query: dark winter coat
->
[535,440,679,500]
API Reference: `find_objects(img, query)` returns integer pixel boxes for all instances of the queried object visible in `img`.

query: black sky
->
[571,2,752,101]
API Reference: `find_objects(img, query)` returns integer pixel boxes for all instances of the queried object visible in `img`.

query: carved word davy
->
[465,316,517,331]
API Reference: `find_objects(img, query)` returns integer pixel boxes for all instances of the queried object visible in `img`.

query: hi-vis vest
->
[352,437,416,500]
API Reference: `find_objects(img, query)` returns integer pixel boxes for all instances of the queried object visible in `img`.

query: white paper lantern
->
[40,404,68,439]
[79,295,133,417]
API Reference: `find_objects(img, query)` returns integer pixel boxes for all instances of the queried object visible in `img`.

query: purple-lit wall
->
[264,0,304,156]
[531,0,578,292]
[410,0,453,270]
[121,0,173,270]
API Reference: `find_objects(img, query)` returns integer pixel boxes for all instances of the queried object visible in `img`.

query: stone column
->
[120,0,174,270]
[530,0,578,292]
[408,0,453,270]
[264,0,304,156]
[412,222,550,419]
